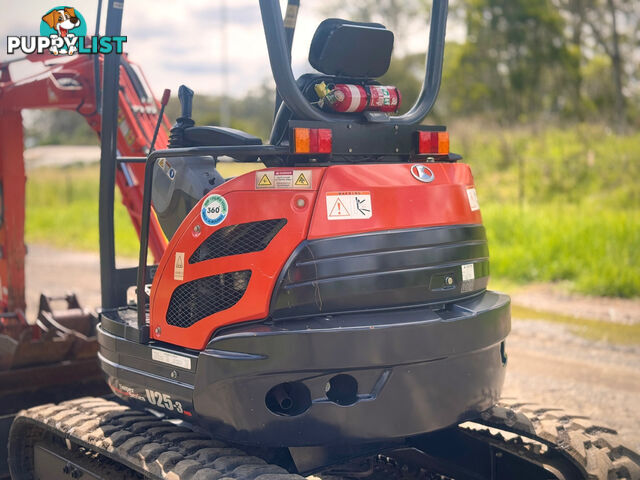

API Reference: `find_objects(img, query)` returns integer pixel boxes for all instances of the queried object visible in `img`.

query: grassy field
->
[26,165,141,257]
[484,204,639,297]
[25,124,639,298]
[24,162,262,259]
[456,122,640,298]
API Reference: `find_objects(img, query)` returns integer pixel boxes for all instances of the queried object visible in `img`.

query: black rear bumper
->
[99,290,510,447]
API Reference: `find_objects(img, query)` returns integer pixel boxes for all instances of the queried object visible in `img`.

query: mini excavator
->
[6,1,640,479]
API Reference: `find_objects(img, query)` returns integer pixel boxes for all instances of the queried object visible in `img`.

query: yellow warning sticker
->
[258,174,273,186]
[292,169,312,189]
[256,171,275,188]
[255,170,312,189]
[295,172,310,186]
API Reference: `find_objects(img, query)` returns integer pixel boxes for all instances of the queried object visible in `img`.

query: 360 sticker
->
[201,194,228,226]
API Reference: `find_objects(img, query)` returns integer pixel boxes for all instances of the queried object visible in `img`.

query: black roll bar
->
[258,0,448,125]
[94,0,103,115]
[273,0,299,119]
[98,0,124,309]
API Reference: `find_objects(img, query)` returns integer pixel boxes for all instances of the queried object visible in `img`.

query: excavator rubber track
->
[463,399,640,480]
[8,397,640,480]
[8,397,303,480]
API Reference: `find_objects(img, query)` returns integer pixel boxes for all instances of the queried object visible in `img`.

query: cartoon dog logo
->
[41,7,81,55]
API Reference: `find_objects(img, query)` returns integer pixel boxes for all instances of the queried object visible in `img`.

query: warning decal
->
[256,170,312,189]
[174,252,185,281]
[466,187,480,211]
[329,198,350,217]
[158,157,175,181]
[258,173,273,187]
[326,191,372,220]
[295,172,309,186]
[275,170,293,188]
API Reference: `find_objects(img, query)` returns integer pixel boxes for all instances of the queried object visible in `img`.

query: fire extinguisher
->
[314,81,401,113]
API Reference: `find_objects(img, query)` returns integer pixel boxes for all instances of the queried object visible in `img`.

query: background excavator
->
[2,1,640,479]
[0,43,171,480]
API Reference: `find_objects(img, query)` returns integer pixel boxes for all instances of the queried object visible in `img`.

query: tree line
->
[333,0,639,129]
[25,0,639,146]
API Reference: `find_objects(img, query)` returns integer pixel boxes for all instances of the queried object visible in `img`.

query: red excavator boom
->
[0,51,169,315]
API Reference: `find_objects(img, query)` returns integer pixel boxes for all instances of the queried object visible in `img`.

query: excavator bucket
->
[0,294,98,370]
[0,294,108,479]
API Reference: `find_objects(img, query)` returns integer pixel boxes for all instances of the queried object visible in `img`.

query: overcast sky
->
[2,1,442,98]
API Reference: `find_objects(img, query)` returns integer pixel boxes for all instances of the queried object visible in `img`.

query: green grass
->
[26,164,140,257]
[483,203,640,297]
[25,162,265,258]
[453,122,640,209]
[512,304,640,345]
[454,122,640,298]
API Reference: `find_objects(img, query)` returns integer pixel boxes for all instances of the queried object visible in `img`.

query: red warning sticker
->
[326,191,372,220]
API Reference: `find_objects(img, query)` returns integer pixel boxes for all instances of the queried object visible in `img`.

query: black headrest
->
[309,18,394,78]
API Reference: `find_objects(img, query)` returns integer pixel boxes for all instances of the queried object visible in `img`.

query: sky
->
[1,0,444,99]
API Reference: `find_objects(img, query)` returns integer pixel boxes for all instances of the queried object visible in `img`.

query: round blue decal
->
[40,6,87,38]
[201,194,228,226]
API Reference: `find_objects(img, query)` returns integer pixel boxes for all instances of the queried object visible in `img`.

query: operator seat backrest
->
[309,18,394,78]
[269,19,395,145]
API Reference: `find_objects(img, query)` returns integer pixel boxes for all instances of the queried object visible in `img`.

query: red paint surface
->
[152,163,480,350]
[0,53,169,263]
[0,111,27,313]
[308,163,480,239]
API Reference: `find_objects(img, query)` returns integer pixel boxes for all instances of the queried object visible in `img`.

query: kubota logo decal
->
[410,164,435,183]
[6,5,127,56]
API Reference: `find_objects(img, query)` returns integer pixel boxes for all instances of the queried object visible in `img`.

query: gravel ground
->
[503,318,640,451]
[511,283,640,325]
[24,244,640,452]
[24,145,99,170]
[25,244,134,314]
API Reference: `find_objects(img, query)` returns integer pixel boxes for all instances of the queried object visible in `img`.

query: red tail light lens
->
[293,128,332,154]
[418,131,449,155]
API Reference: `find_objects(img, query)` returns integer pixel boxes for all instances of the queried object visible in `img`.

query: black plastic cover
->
[151,156,224,239]
[309,19,394,78]
[271,224,489,319]
[97,289,510,448]
[184,126,262,148]
[189,219,287,264]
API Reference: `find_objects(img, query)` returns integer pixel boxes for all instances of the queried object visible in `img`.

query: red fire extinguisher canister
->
[367,85,402,112]
[315,82,402,113]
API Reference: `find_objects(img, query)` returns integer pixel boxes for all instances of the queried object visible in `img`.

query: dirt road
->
[502,319,640,451]
[24,244,640,451]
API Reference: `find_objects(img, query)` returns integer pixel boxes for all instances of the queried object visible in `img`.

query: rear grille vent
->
[190,219,287,264]
[166,271,251,328]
